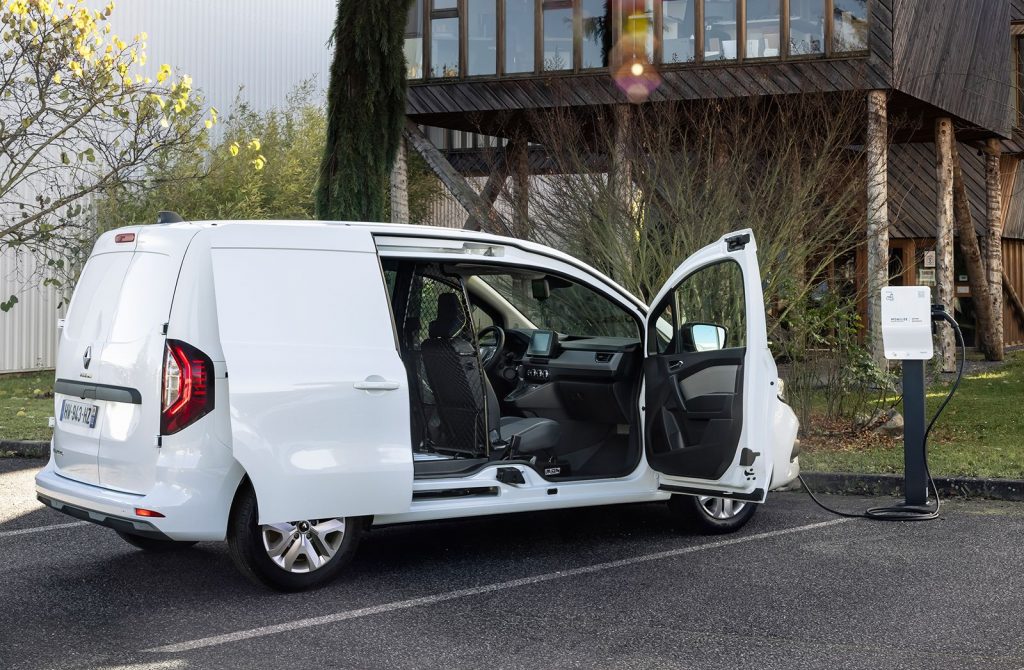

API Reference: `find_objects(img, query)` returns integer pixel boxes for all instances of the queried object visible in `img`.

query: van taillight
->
[161,340,214,435]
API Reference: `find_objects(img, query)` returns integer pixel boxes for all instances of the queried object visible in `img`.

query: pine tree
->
[316,0,413,221]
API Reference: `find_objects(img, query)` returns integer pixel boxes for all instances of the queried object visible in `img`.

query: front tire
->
[227,482,362,592]
[667,494,758,534]
[116,531,198,552]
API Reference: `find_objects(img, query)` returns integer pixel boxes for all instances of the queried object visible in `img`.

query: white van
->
[36,220,799,591]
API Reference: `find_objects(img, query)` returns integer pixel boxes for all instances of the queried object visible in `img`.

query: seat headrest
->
[429,292,466,339]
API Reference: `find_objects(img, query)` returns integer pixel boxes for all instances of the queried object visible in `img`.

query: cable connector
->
[930,303,948,321]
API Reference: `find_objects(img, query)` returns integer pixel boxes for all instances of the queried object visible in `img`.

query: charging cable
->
[799,307,965,521]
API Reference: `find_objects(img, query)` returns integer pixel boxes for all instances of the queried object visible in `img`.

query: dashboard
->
[498,329,642,424]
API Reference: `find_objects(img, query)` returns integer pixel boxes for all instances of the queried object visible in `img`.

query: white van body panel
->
[209,226,413,525]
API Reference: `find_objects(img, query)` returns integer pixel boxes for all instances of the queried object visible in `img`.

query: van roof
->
[99,220,647,311]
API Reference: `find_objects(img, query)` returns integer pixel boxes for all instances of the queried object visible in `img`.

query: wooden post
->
[952,140,996,359]
[462,162,508,230]
[390,137,410,224]
[865,90,889,368]
[403,120,510,234]
[508,135,530,239]
[611,105,632,209]
[934,117,956,372]
[985,138,1005,360]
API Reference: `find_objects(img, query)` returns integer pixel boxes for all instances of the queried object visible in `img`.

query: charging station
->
[880,286,934,511]
[802,285,964,521]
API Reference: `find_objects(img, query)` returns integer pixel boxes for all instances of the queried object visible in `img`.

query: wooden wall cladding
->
[891,0,1011,136]
[1004,239,1024,344]
[407,58,890,127]
[888,141,991,239]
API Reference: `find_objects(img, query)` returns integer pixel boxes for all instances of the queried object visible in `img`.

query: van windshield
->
[478,273,638,339]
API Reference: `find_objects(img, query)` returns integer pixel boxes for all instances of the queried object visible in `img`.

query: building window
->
[543,0,575,71]
[505,0,535,73]
[745,0,780,58]
[789,0,824,55]
[405,0,425,79]
[431,16,460,77]
[832,0,867,52]
[704,0,738,61]
[661,0,696,64]
[582,0,612,69]
[621,0,654,65]
[467,0,497,76]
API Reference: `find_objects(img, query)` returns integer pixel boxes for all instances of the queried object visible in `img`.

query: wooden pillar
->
[865,90,889,368]
[934,117,956,372]
[389,137,410,224]
[985,138,1005,360]
[611,105,632,210]
[509,135,530,239]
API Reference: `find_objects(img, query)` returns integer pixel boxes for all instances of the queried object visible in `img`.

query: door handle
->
[667,360,684,373]
[354,379,401,391]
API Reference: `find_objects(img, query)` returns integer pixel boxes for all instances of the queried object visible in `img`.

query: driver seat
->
[420,293,560,456]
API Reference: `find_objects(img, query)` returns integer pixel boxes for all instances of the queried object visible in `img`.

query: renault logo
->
[83,346,91,370]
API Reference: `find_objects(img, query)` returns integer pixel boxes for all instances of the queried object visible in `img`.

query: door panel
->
[211,244,413,525]
[643,230,774,500]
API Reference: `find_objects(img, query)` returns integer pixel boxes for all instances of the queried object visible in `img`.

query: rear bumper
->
[34,453,245,542]
[36,492,171,540]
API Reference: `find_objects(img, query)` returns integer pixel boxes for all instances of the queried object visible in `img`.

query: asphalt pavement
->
[1,457,1023,670]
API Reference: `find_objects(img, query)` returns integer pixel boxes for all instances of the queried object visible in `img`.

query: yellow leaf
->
[204,119,213,130]
[229,142,240,157]
[247,138,260,152]
[53,72,62,84]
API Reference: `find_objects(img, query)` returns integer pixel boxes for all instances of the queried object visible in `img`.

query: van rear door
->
[209,225,413,525]
[53,242,136,485]
[53,226,198,492]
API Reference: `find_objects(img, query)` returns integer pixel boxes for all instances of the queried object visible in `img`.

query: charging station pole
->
[901,359,928,506]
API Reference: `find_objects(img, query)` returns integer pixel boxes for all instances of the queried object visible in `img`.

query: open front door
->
[643,229,775,502]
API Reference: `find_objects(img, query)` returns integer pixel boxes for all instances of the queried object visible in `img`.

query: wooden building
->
[399,0,1024,357]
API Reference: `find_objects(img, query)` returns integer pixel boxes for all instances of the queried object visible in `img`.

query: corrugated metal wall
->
[0,250,64,373]
[109,1,336,116]
[0,1,336,373]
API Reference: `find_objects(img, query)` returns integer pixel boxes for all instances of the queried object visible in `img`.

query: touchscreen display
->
[528,330,555,357]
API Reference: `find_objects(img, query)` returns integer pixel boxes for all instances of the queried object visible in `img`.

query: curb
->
[799,471,1024,502]
[0,440,49,458]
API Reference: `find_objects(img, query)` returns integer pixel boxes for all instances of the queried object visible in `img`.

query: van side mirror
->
[681,322,728,352]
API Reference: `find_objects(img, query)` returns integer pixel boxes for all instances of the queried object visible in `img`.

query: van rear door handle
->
[354,378,401,391]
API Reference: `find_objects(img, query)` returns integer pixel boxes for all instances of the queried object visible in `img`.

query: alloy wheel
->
[260,518,347,573]
[698,496,747,520]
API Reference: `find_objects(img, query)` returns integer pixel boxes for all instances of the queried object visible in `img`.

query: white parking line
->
[146,517,851,654]
[0,520,90,538]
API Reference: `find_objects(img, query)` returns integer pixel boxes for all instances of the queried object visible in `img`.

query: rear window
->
[64,253,132,342]
[65,252,174,344]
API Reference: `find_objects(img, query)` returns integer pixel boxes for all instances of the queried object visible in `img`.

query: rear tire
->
[667,494,758,534]
[116,531,198,552]
[226,482,362,592]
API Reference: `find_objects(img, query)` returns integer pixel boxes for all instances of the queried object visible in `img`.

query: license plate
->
[60,399,99,429]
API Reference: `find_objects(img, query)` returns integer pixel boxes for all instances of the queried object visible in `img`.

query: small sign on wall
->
[957,285,971,295]
[924,250,936,268]
[918,268,936,285]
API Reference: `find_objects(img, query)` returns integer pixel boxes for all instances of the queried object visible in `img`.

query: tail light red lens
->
[161,339,215,435]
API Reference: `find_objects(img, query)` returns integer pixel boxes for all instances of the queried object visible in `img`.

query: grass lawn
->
[0,370,55,443]
[801,352,1024,479]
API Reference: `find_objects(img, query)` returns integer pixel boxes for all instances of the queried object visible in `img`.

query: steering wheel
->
[477,325,506,371]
